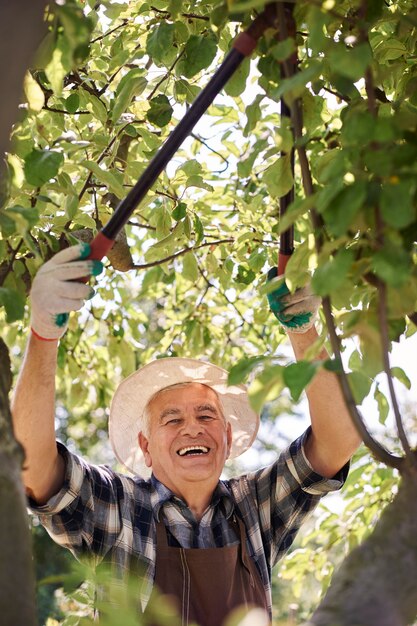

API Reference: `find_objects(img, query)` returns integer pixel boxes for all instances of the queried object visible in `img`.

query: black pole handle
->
[89,9,276,261]
[278,3,296,275]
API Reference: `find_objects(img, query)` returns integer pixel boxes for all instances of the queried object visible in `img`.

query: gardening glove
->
[266,267,321,334]
[30,243,103,341]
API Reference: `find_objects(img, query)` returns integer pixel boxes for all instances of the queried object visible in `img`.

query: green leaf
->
[24,150,64,187]
[391,367,411,390]
[283,361,318,402]
[182,252,199,282]
[371,242,410,286]
[0,287,25,322]
[272,63,321,102]
[380,180,416,228]
[147,94,173,128]
[186,175,213,192]
[322,182,367,237]
[65,194,79,220]
[347,371,372,404]
[174,79,201,104]
[180,160,202,177]
[248,247,267,272]
[172,202,187,221]
[23,72,45,112]
[278,195,316,234]
[323,358,343,373]
[228,356,266,385]
[341,110,374,146]
[146,22,177,66]
[227,0,266,11]
[374,385,389,425]
[83,161,125,198]
[263,154,294,198]
[372,36,407,63]
[243,95,263,137]
[4,206,39,232]
[312,249,354,296]
[45,40,71,95]
[111,70,147,122]
[224,58,250,98]
[270,38,296,62]
[236,265,256,284]
[0,212,16,237]
[248,365,284,414]
[65,92,80,114]
[154,206,172,239]
[176,34,217,79]
[328,43,372,81]
[194,214,204,244]
[82,91,108,124]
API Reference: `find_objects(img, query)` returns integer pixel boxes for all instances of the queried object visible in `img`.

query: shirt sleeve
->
[28,442,125,565]
[233,427,349,568]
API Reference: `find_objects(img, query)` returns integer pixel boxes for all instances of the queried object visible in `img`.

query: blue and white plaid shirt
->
[30,427,348,615]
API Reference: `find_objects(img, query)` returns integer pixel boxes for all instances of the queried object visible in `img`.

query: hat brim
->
[109,357,259,476]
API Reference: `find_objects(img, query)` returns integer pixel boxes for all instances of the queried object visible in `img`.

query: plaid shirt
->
[30,427,348,615]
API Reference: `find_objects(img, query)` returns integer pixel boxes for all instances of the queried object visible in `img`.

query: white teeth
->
[178,446,209,456]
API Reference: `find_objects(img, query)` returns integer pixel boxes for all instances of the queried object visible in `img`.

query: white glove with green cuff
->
[30,243,103,341]
[267,267,321,333]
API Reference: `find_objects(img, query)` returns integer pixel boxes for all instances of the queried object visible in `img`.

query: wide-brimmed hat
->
[109,357,259,476]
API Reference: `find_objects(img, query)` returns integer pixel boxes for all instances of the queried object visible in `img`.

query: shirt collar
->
[150,475,234,521]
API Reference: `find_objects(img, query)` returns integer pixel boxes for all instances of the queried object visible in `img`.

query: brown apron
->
[144,515,269,626]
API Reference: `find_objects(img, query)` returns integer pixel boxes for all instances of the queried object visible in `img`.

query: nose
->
[181,416,203,437]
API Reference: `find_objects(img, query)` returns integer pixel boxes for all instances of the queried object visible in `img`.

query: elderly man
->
[12,243,361,625]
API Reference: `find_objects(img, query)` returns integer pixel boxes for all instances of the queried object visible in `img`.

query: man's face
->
[138,383,232,497]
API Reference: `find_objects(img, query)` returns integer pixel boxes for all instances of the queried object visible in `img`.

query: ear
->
[138,432,152,468]
[226,422,232,458]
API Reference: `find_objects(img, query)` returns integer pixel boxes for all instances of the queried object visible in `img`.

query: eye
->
[199,415,214,421]
[165,418,181,426]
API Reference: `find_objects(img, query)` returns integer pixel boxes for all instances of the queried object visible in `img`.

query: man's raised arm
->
[11,243,103,504]
[288,327,361,478]
[267,276,361,478]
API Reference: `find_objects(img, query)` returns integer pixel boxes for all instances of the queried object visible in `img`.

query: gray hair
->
[141,381,226,437]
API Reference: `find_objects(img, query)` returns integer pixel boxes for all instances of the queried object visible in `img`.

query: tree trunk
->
[305,466,417,626]
[0,3,48,623]
[0,339,36,625]
[0,0,48,160]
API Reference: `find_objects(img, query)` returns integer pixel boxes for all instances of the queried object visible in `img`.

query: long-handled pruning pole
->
[277,2,296,276]
[88,5,282,261]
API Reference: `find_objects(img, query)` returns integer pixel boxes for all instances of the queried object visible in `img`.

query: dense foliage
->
[1,0,417,624]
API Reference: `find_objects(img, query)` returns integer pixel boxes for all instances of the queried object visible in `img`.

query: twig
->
[90,20,128,44]
[147,50,185,101]
[132,238,234,270]
[198,267,266,343]
[43,105,90,115]
[190,133,229,173]
[150,6,209,21]
[0,240,24,287]
[376,277,413,459]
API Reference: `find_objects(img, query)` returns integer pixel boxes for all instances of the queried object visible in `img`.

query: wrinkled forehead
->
[147,381,224,417]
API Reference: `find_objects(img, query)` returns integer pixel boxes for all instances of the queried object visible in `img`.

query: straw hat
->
[109,357,259,476]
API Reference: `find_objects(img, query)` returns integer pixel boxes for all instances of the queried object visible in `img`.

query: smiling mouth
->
[177,446,210,457]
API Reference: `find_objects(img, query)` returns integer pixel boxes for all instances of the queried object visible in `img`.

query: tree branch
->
[275,0,405,470]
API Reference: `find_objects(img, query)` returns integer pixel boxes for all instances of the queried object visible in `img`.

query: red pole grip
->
[88,231,114,261]
[278,252,292,276]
